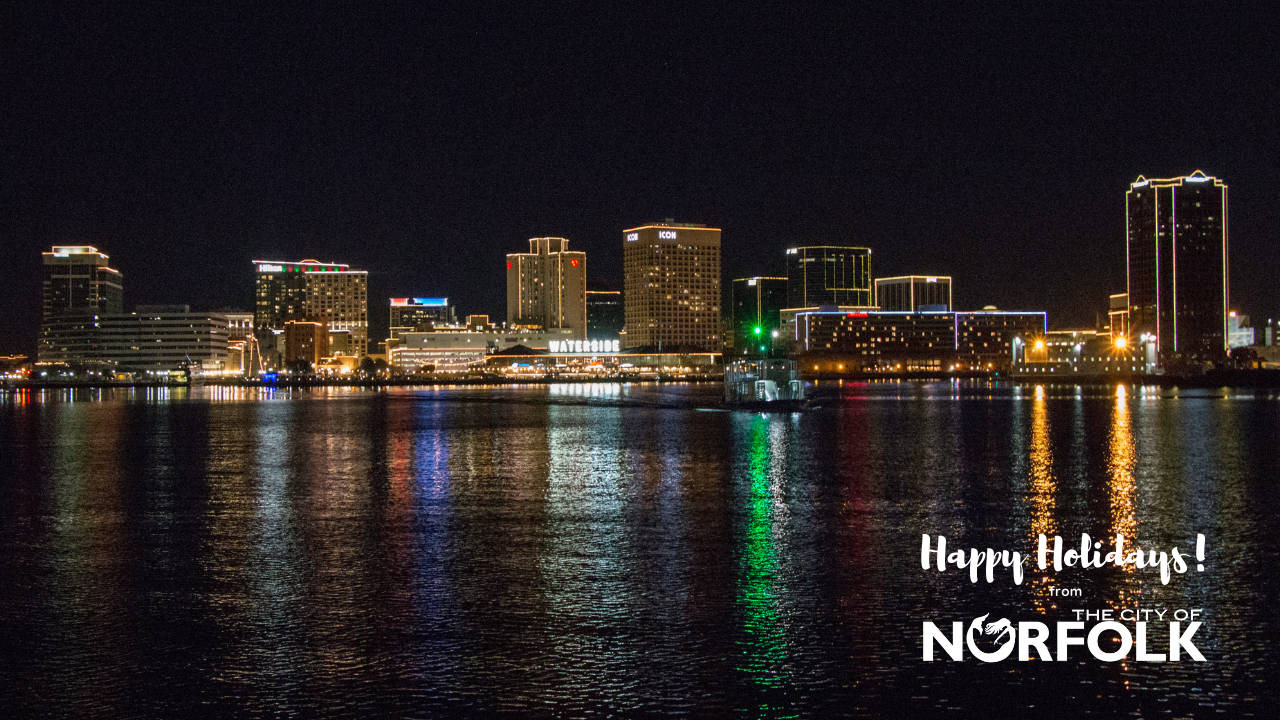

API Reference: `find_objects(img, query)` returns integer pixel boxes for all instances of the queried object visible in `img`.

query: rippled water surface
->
[1,382,1277,717]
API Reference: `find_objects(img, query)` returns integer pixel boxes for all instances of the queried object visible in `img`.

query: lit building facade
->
[39,246,125,362]
[253,259,369,360]
[390,297,456,339]
[955,310,1047,371]
[793,309,1047,373]
[786,246,872,308]
[622,222,721,351]
[40,306,230,371]
[728,277,788,351]
[874,275,952,312]
[284,320,329,366]
[390,326,576,372]
[1126,170,1228,362]
[506,237,586,338]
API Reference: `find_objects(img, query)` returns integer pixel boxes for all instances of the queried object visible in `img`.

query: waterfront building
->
[1014,329,1144,375]
[284,320,329,367]
[390,297,456,339]
[586,282,624,341]
[786,245,872,308]
[506,237,586,339]
[41,305,231,372]
[221,311,254,341]
[39,246,124,362]
[1125,170,1229,363]
[253,259,369,360]
[796,311,956,372]
[390,326,576,372]
[874,275,952,312]
[792,308,1047,373]
[622,222,721,351]
[955,310,1047,371]
[728,277,788,352]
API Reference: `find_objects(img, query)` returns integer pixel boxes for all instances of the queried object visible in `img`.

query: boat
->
[723,358,807,411]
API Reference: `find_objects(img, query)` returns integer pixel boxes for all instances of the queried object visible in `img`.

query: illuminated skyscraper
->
[506,237,586,338]
[622,222,721,351]
[785,245,872,308]
[1125,170,1228,361]
[253,259,369,359]
[39,245,124,362]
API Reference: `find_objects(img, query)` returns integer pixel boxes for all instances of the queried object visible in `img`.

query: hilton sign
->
[548,339,621,354]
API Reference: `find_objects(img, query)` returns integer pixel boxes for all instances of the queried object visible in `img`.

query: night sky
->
[4,3,1278,354]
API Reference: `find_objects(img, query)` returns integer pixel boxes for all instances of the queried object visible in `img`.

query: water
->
[1,382,1277,717]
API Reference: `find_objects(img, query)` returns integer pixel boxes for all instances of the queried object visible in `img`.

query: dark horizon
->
[4,3,1279,355]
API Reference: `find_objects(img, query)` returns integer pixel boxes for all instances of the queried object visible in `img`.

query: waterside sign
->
[548,339,621,354]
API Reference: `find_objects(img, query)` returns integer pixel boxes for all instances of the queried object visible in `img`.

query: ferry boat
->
[723,358,806,411]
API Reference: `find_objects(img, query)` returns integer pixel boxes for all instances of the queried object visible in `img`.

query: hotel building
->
[506,237,586,338]
[786,245,872,308]
[875,275,952,312]
[622,222,721,351]
[253,259,369,360]
[1125,170,1228,362]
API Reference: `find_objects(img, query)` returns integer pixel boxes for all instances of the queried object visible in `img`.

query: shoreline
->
[6,368,1280,391]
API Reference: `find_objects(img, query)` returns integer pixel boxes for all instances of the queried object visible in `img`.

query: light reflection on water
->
[1,382,1278,717]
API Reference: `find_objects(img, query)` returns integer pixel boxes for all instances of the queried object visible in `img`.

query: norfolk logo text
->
[919,532,1208,662]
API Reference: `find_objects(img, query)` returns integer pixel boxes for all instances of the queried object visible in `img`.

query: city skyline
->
[4,5,1278,357]
[16,174,1248,370]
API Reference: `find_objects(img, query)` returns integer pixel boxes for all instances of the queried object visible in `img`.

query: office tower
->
[875,275,952,312]
[729,277,787,350]
[41,305,231,371]
[1126,170,1228,361]
[41,245,124,317]
[785,245,872,308]
[585,281,624,341]
[622,222,721,351]
[253,259,369,359]
[39,246,124,361]
[390,297,456,339]
[506,237,586,338]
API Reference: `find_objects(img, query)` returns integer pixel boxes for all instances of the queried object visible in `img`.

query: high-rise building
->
[1126,170,1228,362]
[585,281,623,341]
[728,277,787,351]
[785,245,872,308]
[39,245,124,361]
[506,237,586,338]
[253,259,369,360]
[875,275,952,312]
[390,297,456,339]
[622,222,721,351]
